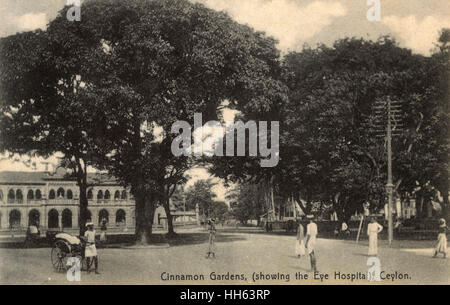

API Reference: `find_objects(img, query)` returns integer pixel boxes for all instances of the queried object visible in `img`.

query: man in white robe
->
[367,217,383,256]
[305,215,318,272]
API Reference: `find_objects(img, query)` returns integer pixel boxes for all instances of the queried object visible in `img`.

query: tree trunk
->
[75,165,89,237]
[134,193,154,245]
[416,193,423,219]
[438,184,449,222]
[78,183,88,236]
[145,198,155,241]
[163,198,176,236]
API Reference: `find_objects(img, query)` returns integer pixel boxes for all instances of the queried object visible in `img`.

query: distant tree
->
[185,179,223,220]
[170,185,188,211]
[211,201,229,222]
[226,182,266,224]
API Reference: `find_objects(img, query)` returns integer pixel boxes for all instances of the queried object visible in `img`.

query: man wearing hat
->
[84,221,99,274]
[305,215,318,272]
[367,216,383,256]
[433,218,448,258]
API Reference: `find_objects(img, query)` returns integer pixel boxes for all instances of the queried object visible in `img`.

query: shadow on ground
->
[0,240,50,249]
[0,232,247,249]
[165,232,246,247]
[0,228,437,250]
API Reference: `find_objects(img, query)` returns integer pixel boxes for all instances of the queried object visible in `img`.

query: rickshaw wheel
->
[51,240,70,273]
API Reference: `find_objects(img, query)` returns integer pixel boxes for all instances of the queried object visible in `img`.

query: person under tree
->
[84,222,100,274]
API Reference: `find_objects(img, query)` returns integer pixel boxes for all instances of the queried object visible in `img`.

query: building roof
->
[0,171,48,184]
[0,171,118,185]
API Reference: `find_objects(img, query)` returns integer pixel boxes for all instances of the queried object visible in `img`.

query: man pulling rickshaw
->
[83,222,100,274]
[50,221,100,274]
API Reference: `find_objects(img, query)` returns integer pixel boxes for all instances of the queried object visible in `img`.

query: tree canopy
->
[1,0,285,242]
[0,0,448,237]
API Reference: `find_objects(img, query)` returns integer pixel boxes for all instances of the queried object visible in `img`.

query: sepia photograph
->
[0,0,448,289]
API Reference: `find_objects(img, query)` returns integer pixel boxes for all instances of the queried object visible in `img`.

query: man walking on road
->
[305,215,318,272]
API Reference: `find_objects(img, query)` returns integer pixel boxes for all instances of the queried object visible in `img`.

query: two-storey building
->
[0,170,140,234]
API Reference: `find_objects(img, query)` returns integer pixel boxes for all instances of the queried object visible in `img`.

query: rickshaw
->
[50,233,90,272]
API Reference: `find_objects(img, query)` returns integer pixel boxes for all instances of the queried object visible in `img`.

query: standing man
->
[305,215,318,272]
[341,222,350,238]
[433,218,448,259]
[206,219,216,259]
[84,222,100,274]
[25,220,40,247]
[367,216,383,256]
[100,218,107,247]
[295,220,306,258]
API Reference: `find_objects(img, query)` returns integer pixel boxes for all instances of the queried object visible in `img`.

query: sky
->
[1,0,449,54]
[0,0,449,200]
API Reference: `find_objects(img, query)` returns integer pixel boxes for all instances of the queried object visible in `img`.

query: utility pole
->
[271,179,276,221]
[373,97,404,247]
[386,99,394,246]
[183,194,186,227]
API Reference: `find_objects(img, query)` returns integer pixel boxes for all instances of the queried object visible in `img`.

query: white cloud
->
[383,15,450,55]
[193,0,347,51]
[0,152,98,173]
[0,153,60,172]
[15,12,47,31]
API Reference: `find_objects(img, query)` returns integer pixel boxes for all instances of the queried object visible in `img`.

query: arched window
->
[97,190,103,201]
[0,190,3,202]
[87,189,93,200]
[8,189,15,201]
[16,190,23,203]
[67,189,73,200]
[9,210,21,228]
[114,190,120,200]
[27,190,34,200]
[57,188,65,198]
[116,209,126,226]
[104,190,110,200]
[62,209,72,228]
[35,189,42,200]
[49,189,56,200]
[28,209,40,226]
[98,209,109,225]
[121,190,127,200]
[48,209,59,229]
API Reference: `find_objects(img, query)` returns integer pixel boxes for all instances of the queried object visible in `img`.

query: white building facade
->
[0,171,140,234]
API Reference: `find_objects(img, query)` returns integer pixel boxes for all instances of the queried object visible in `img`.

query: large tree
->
[281,36,450,222]
[427,28,450,220]
[281,37,439,221]
[0,29,107,235]
[2,0,284,244]
[209,36,447,224]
